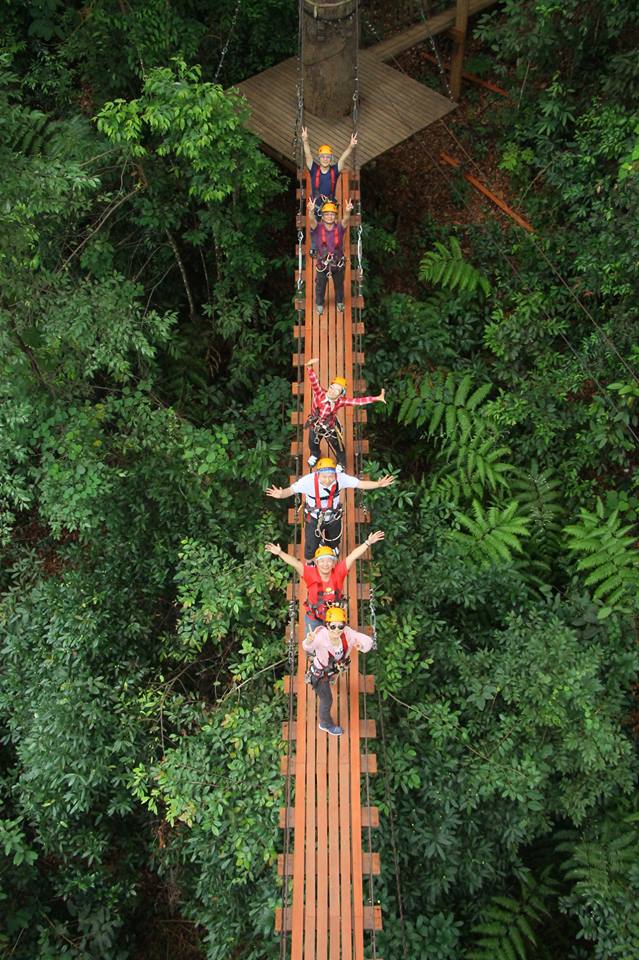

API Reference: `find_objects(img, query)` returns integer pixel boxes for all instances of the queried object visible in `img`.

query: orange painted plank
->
[440,152,535,232]
[316,695,329,960]
[338,671,353,960]
[305,677,317,957]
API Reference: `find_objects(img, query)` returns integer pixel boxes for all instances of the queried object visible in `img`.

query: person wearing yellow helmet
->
[301,126,357,216]
[306,195,353,316]
[302,605,375,736]
[265,530,385,634]
[304,357,387,470]
[266,452,393,561]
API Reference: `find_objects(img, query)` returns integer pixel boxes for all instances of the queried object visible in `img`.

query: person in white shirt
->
[266,457,394,561]
[302,605,374,736]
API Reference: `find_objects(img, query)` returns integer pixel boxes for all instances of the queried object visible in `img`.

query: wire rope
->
[213,0,242,84]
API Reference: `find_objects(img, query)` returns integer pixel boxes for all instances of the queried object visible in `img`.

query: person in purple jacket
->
[308,198,353,316]
[302,605,374,736]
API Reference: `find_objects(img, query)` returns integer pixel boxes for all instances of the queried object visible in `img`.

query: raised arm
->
[265,485,295,499]
[301,126,313,171]
[306,358,326,404]
[344,530,384,572]
[358,475,395,491]
[337,132,357,172]
[342,387,386,408]
[341,198,354,229]
[307,198,318,230]
[265,542,304,577]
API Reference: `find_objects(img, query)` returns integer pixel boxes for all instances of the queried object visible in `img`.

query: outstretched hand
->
[376,475,395,488]
[306,357,319,367]
[367,530,385,546]
[301,126,309,142]
[307,197,315,211]
[345,198,354,212]
[265,542,283,556]
[377,388,386,404]
[350,132,358,148]
[266,486,286,499]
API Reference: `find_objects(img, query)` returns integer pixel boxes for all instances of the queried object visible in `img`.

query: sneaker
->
[319,723,343,736]
[307,455,318,468]
[337,302,345,313]
[316,305,324,316]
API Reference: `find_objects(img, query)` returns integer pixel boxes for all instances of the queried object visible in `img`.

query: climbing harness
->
[313,164,337,196]
[305,631,351,685]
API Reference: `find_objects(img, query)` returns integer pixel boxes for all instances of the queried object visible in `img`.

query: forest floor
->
[363,41,520,292]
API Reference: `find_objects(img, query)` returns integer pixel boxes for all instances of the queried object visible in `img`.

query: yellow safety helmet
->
[318,144,334,156]
[331,376,347,390]
[325,606,346,623]
[315,457,337,471]
[321,201,338,215]
[314,546,338,561]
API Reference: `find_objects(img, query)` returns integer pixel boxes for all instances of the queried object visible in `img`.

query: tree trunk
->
[303,0,358,119]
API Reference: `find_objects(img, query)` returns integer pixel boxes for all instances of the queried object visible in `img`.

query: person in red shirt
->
[308,198,353,316]
[265,531,384,633]
[305,357,385,469]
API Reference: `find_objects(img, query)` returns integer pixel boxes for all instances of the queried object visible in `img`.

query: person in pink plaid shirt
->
[305,358,386,470]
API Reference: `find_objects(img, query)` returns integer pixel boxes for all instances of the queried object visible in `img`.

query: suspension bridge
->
[233,1,501,956]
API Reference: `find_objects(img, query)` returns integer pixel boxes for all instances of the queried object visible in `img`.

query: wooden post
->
[303,0,358,118]
[449,0,470,102]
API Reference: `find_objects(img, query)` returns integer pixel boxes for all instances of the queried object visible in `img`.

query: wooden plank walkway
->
[275,173,382,957]
[234,50,453,169]
[368,0,499,63]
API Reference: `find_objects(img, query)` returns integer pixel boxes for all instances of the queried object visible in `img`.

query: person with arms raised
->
[265,531,385,633]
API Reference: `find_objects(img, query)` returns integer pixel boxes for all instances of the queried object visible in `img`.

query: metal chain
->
[368,581,377,650]
[213,0,242,84]
[287,598,298,672]
[417,0,453,100]
[297,230,304,290]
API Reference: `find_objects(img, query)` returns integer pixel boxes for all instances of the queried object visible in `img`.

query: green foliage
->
[419,236,491,297]
[466,871,555,960]
[557,807,639,959]
[397,371,492,441]
[453,499,530,564]
[564,497,639,618]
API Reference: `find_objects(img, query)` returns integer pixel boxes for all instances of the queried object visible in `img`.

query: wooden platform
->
[276,173,381,958]
[369,0,499,63]
[234,49,454,169]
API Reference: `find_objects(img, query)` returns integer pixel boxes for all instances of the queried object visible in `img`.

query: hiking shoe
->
[319,723,343,736]
[337,302,345,312]
[316,305,324,316]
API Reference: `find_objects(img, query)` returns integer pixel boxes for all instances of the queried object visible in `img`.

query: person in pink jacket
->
[302,606,374,736]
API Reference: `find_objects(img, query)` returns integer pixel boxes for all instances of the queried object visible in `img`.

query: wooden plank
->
[284,719,376,740]
[284,674,376,697]
[277,905,382,933]
[367,0,498,63]
[280,805,379,830]
[305,667,317,958]
[440,152,535,232]
[279,851,380,877]
[316,677,329,960]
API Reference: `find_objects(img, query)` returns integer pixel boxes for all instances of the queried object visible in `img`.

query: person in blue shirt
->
[301,127,357,217]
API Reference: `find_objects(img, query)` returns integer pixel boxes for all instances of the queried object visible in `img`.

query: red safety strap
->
[319,224,342,257]
[314,471,338,511]
[314,164,337,194]
[327,632,349,663]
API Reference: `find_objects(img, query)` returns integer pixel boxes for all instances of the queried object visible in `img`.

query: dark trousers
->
[309,423,346,469]
[313,676,335,727]
[315,263,345,307]
[304,513,343,561]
